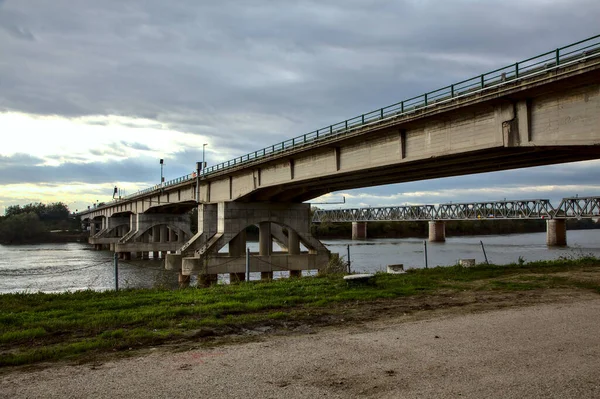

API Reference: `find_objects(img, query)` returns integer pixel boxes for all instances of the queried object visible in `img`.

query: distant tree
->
[0,212,44,244]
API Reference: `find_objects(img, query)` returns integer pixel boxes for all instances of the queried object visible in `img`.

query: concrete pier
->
[288,229,301,278]
[352,222,367,240]
[546,219,567,246]
[229,229,247,283]
[259,221,274,280]
[170,202,329,282]
[428,221,446,242]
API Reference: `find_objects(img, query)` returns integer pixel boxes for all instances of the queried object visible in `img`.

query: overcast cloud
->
[0,0,599,212]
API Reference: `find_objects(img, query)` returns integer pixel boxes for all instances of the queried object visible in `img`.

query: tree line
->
[0,202,81,244]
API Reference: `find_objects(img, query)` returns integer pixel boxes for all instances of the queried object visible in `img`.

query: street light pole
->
[159,158,164,187]
[202,143,208,177]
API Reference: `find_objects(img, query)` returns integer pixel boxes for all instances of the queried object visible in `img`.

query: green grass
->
[1,257,599,367]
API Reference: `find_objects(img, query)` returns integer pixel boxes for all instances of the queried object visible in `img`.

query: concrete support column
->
[288,229,302,278]
[160,251,168,259]
[288,229,300,255]
[152,226,160,242]
[259,222,272,256]
[160,225,168,243]
[352,222,367,240]
[229,230,247,256]
[259,222,273,280]
[547,219,567,246]
[89,221,97,236]
[229,230,247,283]
[428,221,446,242]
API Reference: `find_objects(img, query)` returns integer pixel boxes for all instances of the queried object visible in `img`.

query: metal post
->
[159,159,164,188]
[195,162,201,202]
[246,247,250,282]
[202,143,208,177]
[480,240,489,264]
[114,252,119,291]
[423,240,428,269]
[347,244,351,274]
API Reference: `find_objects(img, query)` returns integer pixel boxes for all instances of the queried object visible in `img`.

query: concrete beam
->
[182,253,329,275]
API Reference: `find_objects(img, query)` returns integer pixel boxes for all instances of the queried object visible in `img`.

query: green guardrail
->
[123,34,600,201]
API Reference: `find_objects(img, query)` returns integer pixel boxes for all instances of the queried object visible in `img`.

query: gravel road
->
[2,293,600,398]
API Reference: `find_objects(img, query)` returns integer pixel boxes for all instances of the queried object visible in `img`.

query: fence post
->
[347,244,351,274]
[114,252,119,292]
[480,240,489,264]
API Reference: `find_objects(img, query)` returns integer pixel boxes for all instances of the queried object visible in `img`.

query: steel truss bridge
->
[312,197,600,223]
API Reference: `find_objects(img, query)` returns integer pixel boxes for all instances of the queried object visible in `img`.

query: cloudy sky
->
[1,0,599,213]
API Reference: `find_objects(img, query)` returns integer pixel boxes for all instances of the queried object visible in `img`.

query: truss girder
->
[555,197,600,218]
[312,197,600,223]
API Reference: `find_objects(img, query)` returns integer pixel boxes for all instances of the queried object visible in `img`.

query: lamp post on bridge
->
[202,143,208,177]
[196,143,208,203]
[159,158,164,188]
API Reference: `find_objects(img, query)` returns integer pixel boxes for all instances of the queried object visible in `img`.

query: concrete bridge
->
[78,35,600,285]
[312,196,600,245]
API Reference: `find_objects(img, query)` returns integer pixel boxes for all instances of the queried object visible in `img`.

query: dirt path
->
[2,289,600,398]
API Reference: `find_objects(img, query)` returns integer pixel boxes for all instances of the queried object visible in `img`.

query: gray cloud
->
[0,0,599,205]
[0,153,45,167]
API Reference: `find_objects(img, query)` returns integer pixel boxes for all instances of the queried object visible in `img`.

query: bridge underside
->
[244,145,600,203]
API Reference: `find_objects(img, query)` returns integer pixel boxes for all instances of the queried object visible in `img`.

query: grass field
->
[1,257,599,367]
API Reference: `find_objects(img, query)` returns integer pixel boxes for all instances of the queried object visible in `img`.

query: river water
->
[1,230,599,294]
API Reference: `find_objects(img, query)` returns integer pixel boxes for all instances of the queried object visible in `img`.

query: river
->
[1,229,599,294]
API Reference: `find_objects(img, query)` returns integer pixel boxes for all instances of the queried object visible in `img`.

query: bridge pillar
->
[288,230,302,278]
[260,222,273,280]
[352,222,367,240]
[178,202,330,279]
[159,225,167,243]
[89,221,97,236]
[229,230,247,283]
[428,221,446,242]
[546,219,567,246]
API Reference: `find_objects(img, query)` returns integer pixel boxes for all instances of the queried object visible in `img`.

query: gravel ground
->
[2,293,600,398]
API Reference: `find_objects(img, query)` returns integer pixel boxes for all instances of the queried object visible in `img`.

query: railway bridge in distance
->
[312,196,600,245]
[77,35,600,286]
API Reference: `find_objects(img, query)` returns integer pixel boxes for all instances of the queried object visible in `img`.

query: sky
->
[1,0,599,214]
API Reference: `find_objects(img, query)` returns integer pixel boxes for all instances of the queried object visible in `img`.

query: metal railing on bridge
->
[119,34,600,201]
[312,197,600,223]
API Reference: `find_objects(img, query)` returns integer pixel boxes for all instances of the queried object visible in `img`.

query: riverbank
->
[4,293,598,398]
[1,257,599,369]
